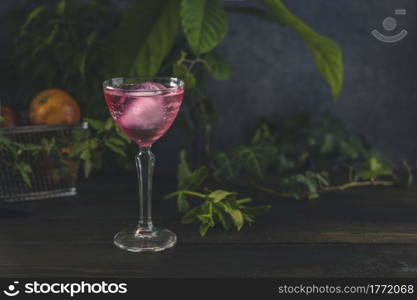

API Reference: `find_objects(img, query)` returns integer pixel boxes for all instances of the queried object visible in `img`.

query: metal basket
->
[0,123,88,203]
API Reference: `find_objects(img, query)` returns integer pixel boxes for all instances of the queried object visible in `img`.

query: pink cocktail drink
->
[103,77,184,253]
[104,82,184,146]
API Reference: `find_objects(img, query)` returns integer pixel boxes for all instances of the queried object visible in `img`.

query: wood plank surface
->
[1,176,417,277]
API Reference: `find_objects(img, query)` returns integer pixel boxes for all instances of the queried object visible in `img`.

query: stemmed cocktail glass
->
[103,77,184,252]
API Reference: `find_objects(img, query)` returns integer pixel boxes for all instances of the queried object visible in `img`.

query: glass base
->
[113,226,177,253]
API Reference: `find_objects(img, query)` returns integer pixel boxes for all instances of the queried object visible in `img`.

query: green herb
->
[0,117,131,186]
[211,113,405,200]
[0,134,63,187]
[71,117,132,178]
[165,150,271,236]
[166,113,410,237]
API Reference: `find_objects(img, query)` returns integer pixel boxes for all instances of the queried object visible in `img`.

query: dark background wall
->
[207,0,417,162]
[160,0,417,172]
[1,0,417,173]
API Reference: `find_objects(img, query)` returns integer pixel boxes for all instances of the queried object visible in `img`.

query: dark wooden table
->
[2,176,417,278]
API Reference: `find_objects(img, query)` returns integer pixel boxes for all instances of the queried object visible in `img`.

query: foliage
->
[210,113,404,200]
[0,0,348,235]
[181,0,228,55]
[0,134,64,187]
[0,117,130,186]
[71,117,132,177]
[165,150,271,236]
[0,0,344,163]
[257,0,343,98]
[108,0,180,77]
[5,0,114,117]
[166,113,411,236]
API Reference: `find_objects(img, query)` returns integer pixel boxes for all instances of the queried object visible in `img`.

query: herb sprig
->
[165,151,271,236]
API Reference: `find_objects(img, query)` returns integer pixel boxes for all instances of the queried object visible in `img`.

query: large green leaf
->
[108,0,180,76]
[181,0,228,55]
[257,0,343,98]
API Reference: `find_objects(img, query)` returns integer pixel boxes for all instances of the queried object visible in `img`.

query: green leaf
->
[21,5,48,35]
[84,118,105,131]
[56,0,66,15]
[178,150,191,187]
[213,205,232,230]
[228,208,244,231]
[177,150,208,189]
[109,0,180,76]
[208,190,236,203]
[295,172,318,193]
[81,149,93,177]
[104,139,126,157]
[236,197,252,204]
[177,192,190,213]
[77,32,98,78]
[164,191,180,200]
[257,0,343,98]
[15,162,33,187]
[40,138,55,154]
[211,151,239,180]
[115,126,132,143]
[173,60,197,89]
[203,52,231,80]
[84,159,93,178]
[181,0,228,55]
[316,172,329,187]
[251,122,275,145]
[355,157,393,181]
[196,201,214,226]
[217,201,243,231]
[89,138,99,150]
[71,140,90,156]
[185,166,208,190]
[107,137,126,147]
[104,118,114,130]
[182,205,201,224]
[199,222,210,236]
[32,24,60,56]
[235,145,274,180]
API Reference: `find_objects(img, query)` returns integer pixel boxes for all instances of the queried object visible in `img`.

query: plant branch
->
[250,179,395,199]
[185,58,205,72]
[164,190,207,199]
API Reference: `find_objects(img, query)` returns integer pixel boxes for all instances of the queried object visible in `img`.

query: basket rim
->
[0,122,88,134]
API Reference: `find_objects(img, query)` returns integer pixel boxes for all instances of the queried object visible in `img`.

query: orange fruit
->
[60,147,71,155]
[29,89,81,125]
[0,105,17,127]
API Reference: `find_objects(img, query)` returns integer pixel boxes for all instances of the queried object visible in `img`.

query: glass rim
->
[103,76,185,92]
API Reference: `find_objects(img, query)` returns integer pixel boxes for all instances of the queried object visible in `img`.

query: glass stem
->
[136,146,155,231]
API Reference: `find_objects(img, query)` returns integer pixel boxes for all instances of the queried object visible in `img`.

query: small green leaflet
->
[203,52,231,80]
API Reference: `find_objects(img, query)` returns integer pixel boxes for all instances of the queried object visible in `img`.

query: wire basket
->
[0,123,88,203]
